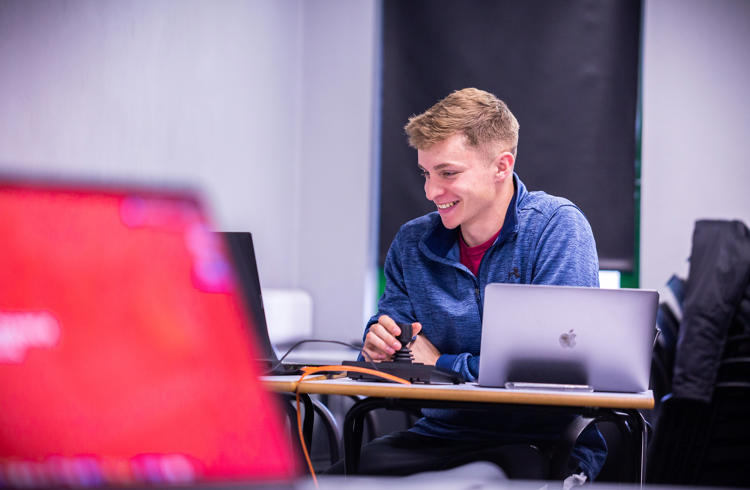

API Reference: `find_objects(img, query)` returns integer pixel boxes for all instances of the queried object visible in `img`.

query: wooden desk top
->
[262,375,654,410]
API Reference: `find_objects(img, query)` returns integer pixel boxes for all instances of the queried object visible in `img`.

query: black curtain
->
[379,0,641,271]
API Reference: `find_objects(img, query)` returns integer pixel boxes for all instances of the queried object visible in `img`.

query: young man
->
[342,88,605,479]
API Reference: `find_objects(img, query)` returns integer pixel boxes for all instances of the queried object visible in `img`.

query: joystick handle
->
[392,322,415,363]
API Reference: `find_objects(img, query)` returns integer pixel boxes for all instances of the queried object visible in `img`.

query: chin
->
[439,217,460,230]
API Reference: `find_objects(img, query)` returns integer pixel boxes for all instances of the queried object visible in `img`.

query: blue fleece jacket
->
[366,174,606,479]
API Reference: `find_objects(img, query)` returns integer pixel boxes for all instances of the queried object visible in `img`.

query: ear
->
[491,151,515,181]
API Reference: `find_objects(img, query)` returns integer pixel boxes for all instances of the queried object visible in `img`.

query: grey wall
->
[0,0,378,342]
[295,1,380,339]
[2,0,748,343]
[641,0,750,288]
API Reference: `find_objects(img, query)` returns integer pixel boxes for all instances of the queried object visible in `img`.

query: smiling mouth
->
[436,200,459,210]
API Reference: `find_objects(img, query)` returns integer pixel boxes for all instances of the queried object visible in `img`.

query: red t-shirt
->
[459,228,502,277]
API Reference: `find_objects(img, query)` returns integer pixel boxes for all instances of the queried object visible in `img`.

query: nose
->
[424,177,442,202]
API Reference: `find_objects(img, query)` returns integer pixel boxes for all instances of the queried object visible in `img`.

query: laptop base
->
[504,382,594,392]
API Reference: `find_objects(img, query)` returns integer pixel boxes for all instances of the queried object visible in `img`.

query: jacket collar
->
[421,173,525,260]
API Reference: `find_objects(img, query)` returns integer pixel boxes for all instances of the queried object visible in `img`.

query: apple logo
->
[559,329,577,348]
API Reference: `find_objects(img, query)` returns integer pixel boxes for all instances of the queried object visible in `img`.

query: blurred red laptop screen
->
[0,178,298,487]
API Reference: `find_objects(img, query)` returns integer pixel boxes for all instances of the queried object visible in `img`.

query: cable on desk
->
[293,365,411,487]
[265,339,382,375]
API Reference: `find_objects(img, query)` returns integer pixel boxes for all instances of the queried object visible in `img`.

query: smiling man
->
[343,88,606,481]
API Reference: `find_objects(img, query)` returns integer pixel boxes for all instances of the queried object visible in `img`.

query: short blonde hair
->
[404,88,519,157]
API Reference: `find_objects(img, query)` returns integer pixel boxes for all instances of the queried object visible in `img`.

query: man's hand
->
[363,315,422,362]
[409,332,441,365]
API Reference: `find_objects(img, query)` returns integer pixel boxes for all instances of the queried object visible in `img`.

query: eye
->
[418,170,429,179]
[441,170,458,178]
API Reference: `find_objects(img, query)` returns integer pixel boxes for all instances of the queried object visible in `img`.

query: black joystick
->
[342,321,465,384]
[392,322,415,363]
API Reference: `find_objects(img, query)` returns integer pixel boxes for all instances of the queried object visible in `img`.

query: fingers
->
[378,315,402,339]
[363,329,393,361]
[411,322,422,337]
[361,344,383,363]
[362,315,403,361]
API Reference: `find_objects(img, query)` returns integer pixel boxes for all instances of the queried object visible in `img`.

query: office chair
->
[644,274,685,427]
[280,393,342,468]
[647,220,750,487]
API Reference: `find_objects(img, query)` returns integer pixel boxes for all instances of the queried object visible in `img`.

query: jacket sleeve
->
[530,204,600,287]
[362,232,417,340]
[436,352,480,381]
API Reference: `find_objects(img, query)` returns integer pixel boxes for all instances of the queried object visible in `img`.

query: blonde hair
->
[404,88,519,157]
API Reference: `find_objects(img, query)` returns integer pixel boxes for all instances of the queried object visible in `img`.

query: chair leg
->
[281,393,314,454]
[549,415,595,479]
[348,395,379,442]
[311,398,342,464]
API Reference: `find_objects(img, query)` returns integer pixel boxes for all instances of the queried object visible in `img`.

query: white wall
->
[296,0,379,340]
[0,0,378,342]
[0,0,302,285]
[641,0,750,288]
[5,0,745,343]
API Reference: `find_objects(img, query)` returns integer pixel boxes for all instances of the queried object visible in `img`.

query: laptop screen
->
[478,283,658,393]
[0,178,299,486]
[219,232,279,365]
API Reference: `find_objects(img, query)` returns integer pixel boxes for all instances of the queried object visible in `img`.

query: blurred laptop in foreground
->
[0,177,299,487]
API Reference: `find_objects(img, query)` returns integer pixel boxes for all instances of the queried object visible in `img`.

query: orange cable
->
[295,390,317,487]
[293,365,411,486]
[300,365,412,385]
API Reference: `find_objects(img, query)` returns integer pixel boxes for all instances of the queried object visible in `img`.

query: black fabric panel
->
[672,220,750,402]
[379,0,641,270]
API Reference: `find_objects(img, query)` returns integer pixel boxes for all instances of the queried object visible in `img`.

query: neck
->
[460,177,514,247]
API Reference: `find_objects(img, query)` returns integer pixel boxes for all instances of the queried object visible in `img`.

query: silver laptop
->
[478,283,658,393]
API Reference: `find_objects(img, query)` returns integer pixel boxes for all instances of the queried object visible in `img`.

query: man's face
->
[418,133,509,241]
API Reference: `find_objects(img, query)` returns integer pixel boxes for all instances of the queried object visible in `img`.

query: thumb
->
[411,322,422,337]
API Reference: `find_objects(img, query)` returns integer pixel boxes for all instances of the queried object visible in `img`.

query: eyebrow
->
[417,163,459,172]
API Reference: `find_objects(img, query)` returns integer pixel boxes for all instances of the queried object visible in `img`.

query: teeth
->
[437,201,457,209]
